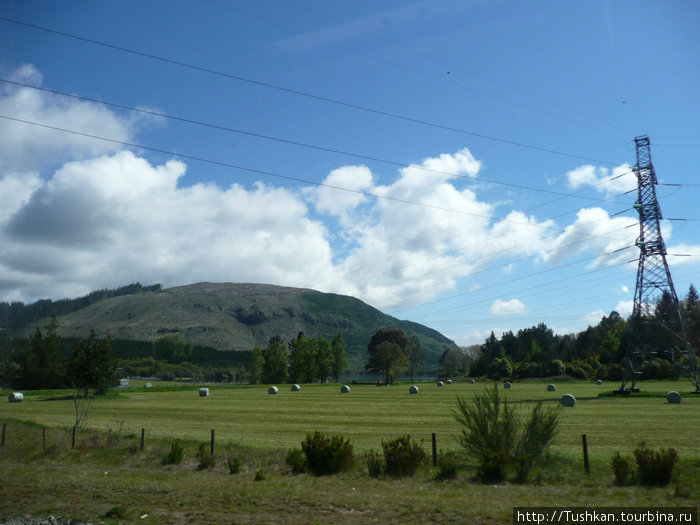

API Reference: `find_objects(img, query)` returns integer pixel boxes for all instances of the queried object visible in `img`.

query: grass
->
[1,380,699,523]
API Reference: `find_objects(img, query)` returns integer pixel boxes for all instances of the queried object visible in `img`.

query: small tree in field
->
[454,382,558,482]
[67,331,118,428]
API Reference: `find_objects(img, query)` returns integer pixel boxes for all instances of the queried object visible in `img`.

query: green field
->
[1,380,699,524]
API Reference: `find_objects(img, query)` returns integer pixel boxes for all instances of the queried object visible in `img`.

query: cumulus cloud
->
[490,298,526,315]
[541,207,637,267]
[0,64,145,173]
[0,150,336,301]
[566,163,636,198]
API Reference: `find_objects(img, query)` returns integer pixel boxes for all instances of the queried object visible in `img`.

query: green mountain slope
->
[52,282,457,372]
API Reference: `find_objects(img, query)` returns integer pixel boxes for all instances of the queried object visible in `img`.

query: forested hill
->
[6,282,457,372]
[0,283,163,331]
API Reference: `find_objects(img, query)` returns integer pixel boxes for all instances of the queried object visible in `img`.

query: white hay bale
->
[119,378,129,387]
[595,379,603,385]
[268,386,279,395]
[437,380,444,387]
[340,385,350,393]
[666,391,682,404]
[446,379,453,385]
[468,378,476,384]
[8,392,23,403]
[560,394,576,407]
[199,387,210,397]
[409,385,419,394]
[504,382,512,389]
[547,384,556,392]
[291,384,301,392]
[145,383,152,388]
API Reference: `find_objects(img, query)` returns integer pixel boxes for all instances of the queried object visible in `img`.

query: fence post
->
[211,429,215,457]
[582,434,590,475]
[140,428,145,450]
[2,423,6,447]
[43,426,46,450]
[72,426,76,448]
[431,432,437,467]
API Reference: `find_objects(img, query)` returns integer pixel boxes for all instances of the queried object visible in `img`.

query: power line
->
[1,114,639,248]
[0,78,629,207]
[0,15,620,166]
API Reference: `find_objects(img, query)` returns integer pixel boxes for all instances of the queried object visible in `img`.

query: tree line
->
[0,282,162,331]
[448,284,699,381]
[246,332,348,384]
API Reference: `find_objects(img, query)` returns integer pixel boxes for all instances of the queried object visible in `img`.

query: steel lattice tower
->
[616,136,700,393]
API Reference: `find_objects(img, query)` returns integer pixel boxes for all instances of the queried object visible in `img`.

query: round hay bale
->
[446,379,453,385]
[468,378,476,384]
[8,392,23,403]
[547,384,556,392]
[340,385,350,394]
[409,385,419,394]
[504,381,512,389]
[268,386,279,395]
[595,379,603,385]
[291,384,301,392]
[437,380,444,387]
[199,387,210,397]
[666,391,682,404]
[560,394,576,407]
[145,383,152,388]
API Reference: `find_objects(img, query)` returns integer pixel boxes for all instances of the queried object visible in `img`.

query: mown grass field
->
[1,379,699,524]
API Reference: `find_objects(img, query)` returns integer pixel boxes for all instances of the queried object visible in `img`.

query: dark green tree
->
[247,346,264,384]
[366,327,409,385]
[67,331,117,427]
[262,335,288,384]
[153,333,193,363]
[406,335,424,382]
[15,316,65,389]
[288,333,315,383]
[330,332,348,383]
[313,336,332,383]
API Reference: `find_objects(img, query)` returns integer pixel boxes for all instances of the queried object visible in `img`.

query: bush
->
[436,452,458,480]
[227,455,241,474]
[254,469,265,481]
[198,443,215,469]
[382,435,428,477]
[286,448,307,474]
[611,452,635,486]
[366,451,383,478]
[163,440,184,465]
[634,442,677,486]
[454,382,558,483]
[301,431,354,476]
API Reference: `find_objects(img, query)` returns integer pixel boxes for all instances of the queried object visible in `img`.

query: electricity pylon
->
[616,136,700,393]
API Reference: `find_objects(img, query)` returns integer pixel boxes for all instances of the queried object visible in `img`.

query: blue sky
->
[0,0,698,346]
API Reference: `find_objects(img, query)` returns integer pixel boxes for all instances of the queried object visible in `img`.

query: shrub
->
[382,435,428,477]
[454,382,558,483]
[254,469,265,481]
[286,447,307,474]
[611,452,635,486]
[436,452,458,480]
[634,442,677,486]
[198,443,215,469]
[163,440,184,465]
[301,431,354,476]
[366,451,383,478]
[227,455,241,475]
[103,506,126,519]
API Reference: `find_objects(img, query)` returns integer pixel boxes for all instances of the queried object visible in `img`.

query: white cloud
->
[490,298,526,315]
[614,300,634,318]
[0,64,142,173]
[566,163,636,198]
[541,207,637,267]
[0,151,336,301]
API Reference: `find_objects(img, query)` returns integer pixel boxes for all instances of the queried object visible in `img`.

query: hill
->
[50,282,458,372]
